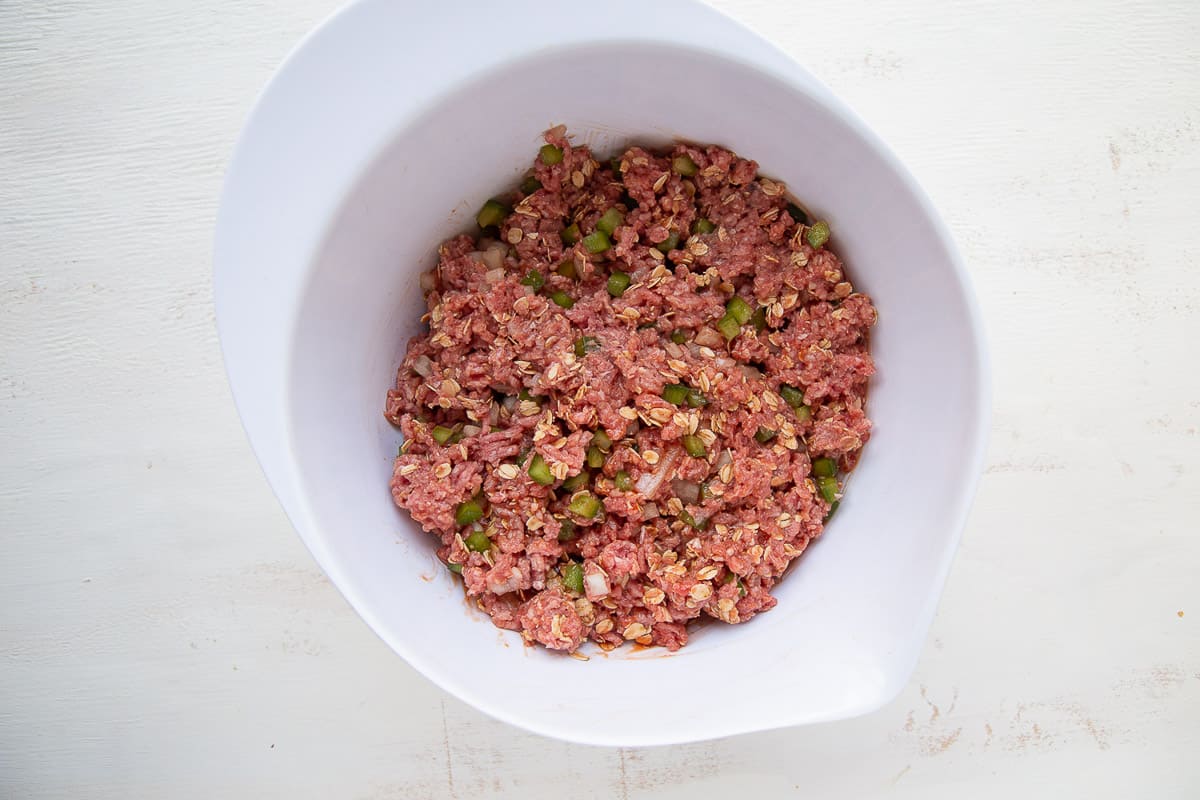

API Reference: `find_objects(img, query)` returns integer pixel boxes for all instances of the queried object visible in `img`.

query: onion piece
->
[487,566,523,595]
[418,270,437,291]
[706,350,735,371]
[488,402,501,427]
[714,448,733,472]
[670,478,701,505]
[641,502,660,520]
[483,267,506,285]
[739,364,763,382]
[693,327,725,348]
[500,395,519,413]
[634,447,681,497]
[411,354,434,378]
[481,244,506,271]
[460,424,482,437]
[584,569,610,600]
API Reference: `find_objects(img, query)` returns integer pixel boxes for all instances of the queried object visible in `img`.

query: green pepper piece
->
[568,491,601,518]
[563,562,584,593]
[607,271,631,297]
[596,208,624,236]
[671,154,699,177]
[455,500,484,527]
[806,220,830,249]
[528,454,554,486]
[475,199,508,229]
[464,529,491,552]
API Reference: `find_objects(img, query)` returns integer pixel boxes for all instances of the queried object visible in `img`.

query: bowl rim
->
[214,0,992,746]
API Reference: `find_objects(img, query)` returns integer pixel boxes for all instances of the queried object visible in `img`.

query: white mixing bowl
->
[214,0,990,745]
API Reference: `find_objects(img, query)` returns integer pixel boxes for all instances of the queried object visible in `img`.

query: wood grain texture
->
[2,0,1197,796]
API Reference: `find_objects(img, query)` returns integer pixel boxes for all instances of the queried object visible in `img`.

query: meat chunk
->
[520,591,587,651]
[385,129,875,652]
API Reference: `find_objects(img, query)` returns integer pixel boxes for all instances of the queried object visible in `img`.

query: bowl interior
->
[280,42,984,744]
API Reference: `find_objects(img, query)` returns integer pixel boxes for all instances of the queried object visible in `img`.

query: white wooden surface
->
[2,0,1197,796]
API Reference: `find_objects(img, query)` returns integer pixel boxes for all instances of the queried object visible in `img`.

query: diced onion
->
[713,354,736,370]
[487,566,522,595]
[634,448,680,497]
[641,502,660,520]
[739,364,763,381]
[693,327,724,348]
[419,271,437,291]
[584,571,610,598]
[411,354,434,377]
[670,479,700,505]
[481,243,507,271]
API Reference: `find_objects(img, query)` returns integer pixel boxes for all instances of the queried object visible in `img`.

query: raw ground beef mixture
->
[385,127,876,653]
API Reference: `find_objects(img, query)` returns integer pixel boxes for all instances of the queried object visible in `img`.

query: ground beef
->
[386,127,876,653]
